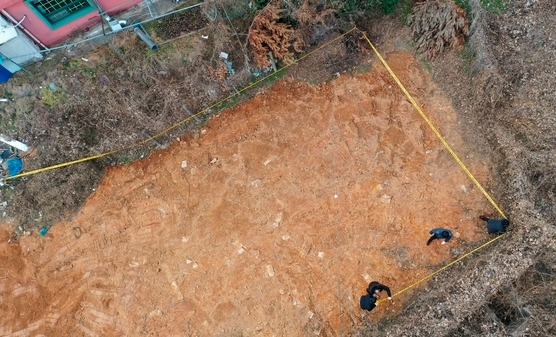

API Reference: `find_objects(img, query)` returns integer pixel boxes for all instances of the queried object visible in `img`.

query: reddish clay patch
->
[0,51,494,336]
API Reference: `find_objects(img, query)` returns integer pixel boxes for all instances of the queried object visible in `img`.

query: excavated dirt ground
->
[0,52,497,336]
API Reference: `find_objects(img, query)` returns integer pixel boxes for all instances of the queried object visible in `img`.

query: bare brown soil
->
[1,0,556,336]
[363,1,556,336]
[0,51,496,336]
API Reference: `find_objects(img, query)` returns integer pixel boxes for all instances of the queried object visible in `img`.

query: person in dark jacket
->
[360,281,392,311]
[427,228,452,245]
[367,281,392,300]
[480,216,509,234]
[360,293,377,311]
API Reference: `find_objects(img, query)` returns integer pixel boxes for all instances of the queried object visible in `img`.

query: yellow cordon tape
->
[376,233,505,304]
[5,27,358,181]
[357,28,508,304]
[359,31,506,219]
[5,26,508,312]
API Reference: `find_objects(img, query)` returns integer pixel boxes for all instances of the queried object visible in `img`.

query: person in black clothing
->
[480,216,509,234]
[360,281,392,312]
[367,281,392,300]
[427,228,453,245]
[360,293,377,311]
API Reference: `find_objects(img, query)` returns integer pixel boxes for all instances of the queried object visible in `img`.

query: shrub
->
[408,0,469,60]
[248,1,302,68]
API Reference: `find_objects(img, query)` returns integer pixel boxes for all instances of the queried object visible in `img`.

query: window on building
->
[26,0,95,29]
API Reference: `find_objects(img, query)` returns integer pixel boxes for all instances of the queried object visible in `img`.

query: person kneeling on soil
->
[427,228,452,245]
[479,215,509,234]
[360,281,392,312]
[360,293,378,312]
[367,281,392,300]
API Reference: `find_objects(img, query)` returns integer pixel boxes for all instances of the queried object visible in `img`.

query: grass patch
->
[255,68,288,86]
[461,44,476,73]
[40,87,64,107]
[211,92,244,116]
[82,127,99,147]
[0,112,19,131]
[421,59,432,72]
[142,20,159,36]
[63,59,97,77]
[82,67,97,77]
[63,59,81,69]
[399,0,413,24]
[382,0,401,14]
[479,0,507,12]
[352,63,372,75]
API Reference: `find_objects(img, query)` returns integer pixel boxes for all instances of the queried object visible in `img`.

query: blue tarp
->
[39,227,49,236]
[6,157,22,176]
[0,64,12,83]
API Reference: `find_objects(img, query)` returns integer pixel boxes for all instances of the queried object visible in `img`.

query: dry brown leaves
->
[408,0,469,60]
[248,1,300,68]
[247,0,336,68]
[208,60,229,82]
[290,0,336,50]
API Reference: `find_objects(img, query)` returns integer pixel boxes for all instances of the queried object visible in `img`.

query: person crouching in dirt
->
[360,292,378,311]
[427,228,452,245]
[367,281,392,300]
[480,215,509,234]
[360,281,392,312]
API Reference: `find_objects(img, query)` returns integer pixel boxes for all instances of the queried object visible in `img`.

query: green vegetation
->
[143,42,176,60]
[142,20,158,36]
[82,67,97,77]
[211,92,244,116]
[63,59,81,69]
[333,0,402,14]
[255,67,288,86]
[146,5,208,41]
[454,0,473,20]
[62,59,97,77]
[421,59,432,72]
[461,43,476,73]
[455,0,507,13]
[479,0,507,12]
[40,87,64,107]
[82,127,99,146]
[352,63,372,75]
[208,68,288,118]
[0,112,19,131]
[382,0,400,14]
[398,0,413,23]
[254,0,269,9]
